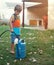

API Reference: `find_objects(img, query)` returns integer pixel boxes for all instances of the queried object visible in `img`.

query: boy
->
[9,5,22,54]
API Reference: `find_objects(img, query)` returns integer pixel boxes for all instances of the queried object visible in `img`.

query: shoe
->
[10,51,15,54]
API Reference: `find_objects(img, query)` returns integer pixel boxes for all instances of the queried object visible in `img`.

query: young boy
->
[9,5,22,54]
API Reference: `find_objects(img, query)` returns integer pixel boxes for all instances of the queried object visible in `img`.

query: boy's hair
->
[14,5,22,12]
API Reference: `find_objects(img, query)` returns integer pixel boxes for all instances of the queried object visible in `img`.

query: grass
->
[0,25,54,65]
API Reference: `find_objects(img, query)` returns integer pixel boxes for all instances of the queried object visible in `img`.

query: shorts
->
[11,27,21,43]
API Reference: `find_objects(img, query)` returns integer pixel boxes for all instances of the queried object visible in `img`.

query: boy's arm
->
[9,15,14,32]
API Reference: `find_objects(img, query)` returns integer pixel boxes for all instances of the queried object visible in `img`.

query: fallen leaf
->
[50,36,53,39]
[38,48,43,55]
[52,45,54,49]
[6,48,9,51]
[0,57,3,59]
[7,63,10,65]
[32,59,37,62]
[20,58,22,61]
[14,60,17,63]
[28,52,32,55]
[34,52,37,54]
[29,57,37,62]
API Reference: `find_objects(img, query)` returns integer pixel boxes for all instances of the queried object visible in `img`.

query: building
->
[0,0,54,29]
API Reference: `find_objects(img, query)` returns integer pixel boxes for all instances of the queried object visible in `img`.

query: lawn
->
[0,25,54,65]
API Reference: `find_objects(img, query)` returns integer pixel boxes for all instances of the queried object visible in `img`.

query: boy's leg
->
[10,33,15,54]
[11,35,20,54]
[11,43,15,54]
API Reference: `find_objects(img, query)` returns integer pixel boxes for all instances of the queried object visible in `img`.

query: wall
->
[28,6,48,18]
[26,4,48,26]
[48,0,54,29]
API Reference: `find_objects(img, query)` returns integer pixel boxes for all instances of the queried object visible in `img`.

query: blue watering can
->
[16,39,26,59]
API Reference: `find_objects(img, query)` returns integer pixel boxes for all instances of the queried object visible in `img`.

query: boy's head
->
[14,5,22,15]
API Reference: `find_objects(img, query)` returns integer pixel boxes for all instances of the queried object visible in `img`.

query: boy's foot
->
[10,51,15,54]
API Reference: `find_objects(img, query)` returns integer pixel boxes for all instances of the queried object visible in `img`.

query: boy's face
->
[15,10,20,15]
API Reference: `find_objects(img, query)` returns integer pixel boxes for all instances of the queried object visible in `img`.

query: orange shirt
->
[12,19,20,27]
[12,14,20,27]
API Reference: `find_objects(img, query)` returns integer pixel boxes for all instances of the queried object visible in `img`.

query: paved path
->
[24,26,45,30]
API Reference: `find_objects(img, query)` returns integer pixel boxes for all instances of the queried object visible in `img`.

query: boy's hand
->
[10,29,13,32]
